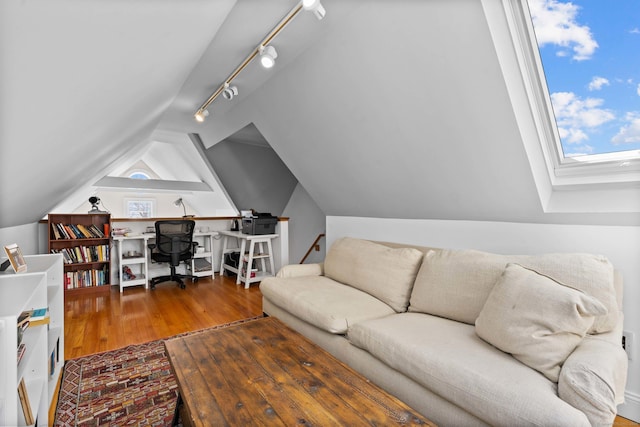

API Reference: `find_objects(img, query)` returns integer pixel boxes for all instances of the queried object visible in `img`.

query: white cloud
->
[611,113,640,145]
[637,83,640,96]
[550,91,615,144]
[631,28,640,34]
[564,144,595,157]
[528,0,598,60]
[588,76,609,91]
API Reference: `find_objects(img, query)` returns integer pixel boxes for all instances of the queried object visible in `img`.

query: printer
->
[241,211,278,235]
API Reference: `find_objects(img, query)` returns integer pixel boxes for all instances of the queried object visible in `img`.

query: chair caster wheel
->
[192,277,199,283]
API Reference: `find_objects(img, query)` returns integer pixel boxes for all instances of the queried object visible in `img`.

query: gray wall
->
[205,140,298,216]
[282,183,326,264]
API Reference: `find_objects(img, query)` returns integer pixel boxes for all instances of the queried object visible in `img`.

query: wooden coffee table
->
[164,316,435,426]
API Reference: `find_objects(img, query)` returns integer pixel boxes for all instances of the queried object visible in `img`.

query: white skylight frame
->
[482,0,640,214]
[520,0,640,186]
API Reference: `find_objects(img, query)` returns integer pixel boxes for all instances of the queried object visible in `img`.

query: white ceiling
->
[1,0,637,229]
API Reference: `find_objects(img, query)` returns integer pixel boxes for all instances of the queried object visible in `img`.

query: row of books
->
[17,308,49,365]
[51,244,109,264]
[64,268,108,289]
[51,222,105,240]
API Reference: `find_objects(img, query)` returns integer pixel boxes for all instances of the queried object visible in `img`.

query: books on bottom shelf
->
[17,378,34,425]
[65,267,108,289]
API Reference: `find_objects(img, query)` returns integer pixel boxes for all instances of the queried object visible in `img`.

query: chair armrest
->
[148,243,156,250]
[558,325,628,426]
[276,263,324,278]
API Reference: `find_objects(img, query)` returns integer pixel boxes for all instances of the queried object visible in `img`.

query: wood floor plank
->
[62,274,263,359]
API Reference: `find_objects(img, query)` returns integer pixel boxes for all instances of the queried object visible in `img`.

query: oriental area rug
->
[54,316,263,427]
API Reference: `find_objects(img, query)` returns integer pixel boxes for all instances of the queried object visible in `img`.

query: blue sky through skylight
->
[528,0,640,158]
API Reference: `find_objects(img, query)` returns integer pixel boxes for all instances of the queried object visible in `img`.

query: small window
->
[125,199,155,218]
[129,172,150,180]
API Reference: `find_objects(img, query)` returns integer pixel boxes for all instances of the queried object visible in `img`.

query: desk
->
[113,231,218,292]
[218,230,277,289]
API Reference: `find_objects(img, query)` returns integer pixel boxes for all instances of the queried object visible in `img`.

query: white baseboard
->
[618,390,640,423]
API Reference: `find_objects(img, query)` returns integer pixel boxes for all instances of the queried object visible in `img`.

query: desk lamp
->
[174,198,194,218]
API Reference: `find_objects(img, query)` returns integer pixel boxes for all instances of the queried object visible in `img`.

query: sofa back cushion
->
[324,237,424,312]
[409,249,617,333]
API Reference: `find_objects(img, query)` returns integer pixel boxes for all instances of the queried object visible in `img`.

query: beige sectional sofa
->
[260,237,628,426]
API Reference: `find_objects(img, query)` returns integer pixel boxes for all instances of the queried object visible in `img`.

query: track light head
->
[194,109,209,122]
[222,84,238,100]
[259,45,278,69]
[302,0,325,20]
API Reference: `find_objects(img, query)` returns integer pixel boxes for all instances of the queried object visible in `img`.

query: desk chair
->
[148,220,197,289]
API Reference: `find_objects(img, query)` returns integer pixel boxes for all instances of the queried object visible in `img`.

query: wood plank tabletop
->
[164,316,435,426]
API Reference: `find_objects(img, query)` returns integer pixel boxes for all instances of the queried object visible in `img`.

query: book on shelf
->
[17,343,26,365]
[52,222,107,240]
[17,311,30,328]
[20,307,50,327]
[17,320,29,346]
[51,244,110,264]
[17,378,34,425]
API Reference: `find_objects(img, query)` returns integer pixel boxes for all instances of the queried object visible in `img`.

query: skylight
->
[528,0,640,162]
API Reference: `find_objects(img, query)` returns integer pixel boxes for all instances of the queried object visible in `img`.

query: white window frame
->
[482,0,640,213]
[124,198,155,218]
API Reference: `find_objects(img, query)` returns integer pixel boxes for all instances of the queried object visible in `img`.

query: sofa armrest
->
[276,263,324,278]
[558,326,628,427]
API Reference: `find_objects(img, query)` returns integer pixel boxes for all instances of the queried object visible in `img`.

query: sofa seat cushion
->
[324,237,424,312]
[475,264,607,382]
[409,249,617,333]
[348,313,589,426]
[260,275,395,334]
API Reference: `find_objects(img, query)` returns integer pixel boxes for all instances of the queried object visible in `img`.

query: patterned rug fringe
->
[54,316,264,427]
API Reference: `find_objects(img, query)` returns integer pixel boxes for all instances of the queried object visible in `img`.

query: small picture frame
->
[3,243,27,273]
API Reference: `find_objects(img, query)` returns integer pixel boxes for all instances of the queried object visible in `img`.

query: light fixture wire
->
[194,2,305,119]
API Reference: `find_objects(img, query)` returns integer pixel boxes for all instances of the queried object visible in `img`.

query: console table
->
[165,317,433,426]
[218,230,277,289]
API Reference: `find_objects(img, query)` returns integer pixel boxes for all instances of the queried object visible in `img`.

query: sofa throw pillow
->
[408,249,617,333]
[475,263,607,383]
[323,237,424,312]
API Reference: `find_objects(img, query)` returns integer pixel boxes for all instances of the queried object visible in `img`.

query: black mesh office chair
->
[148,220,197,289]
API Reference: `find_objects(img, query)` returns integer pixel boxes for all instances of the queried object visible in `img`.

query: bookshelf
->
[48,213,111,295]
[0,268,49,426]
[20,255,65,411]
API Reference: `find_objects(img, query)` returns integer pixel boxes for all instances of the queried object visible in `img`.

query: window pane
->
[126,200,154,218]
[528,0,640,159]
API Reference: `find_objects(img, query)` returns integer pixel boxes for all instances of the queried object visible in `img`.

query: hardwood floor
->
[53,274,637,426]
[63,274,263,359]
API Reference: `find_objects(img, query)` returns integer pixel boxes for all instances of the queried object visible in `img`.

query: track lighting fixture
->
[194,0,326,122]
[259,45,278,69]
[194,109,209,122]
[302,0,326,20]
[222,84,238,100]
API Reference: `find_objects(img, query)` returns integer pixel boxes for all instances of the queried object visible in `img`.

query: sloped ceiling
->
[0,0,236,228]
[1,0,637,229]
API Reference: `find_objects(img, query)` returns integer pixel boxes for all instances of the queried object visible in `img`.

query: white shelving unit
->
[113,235,150,293]
[219,230,277,289]
[0,253,63,426]
[191,232,217,280]
[22,255,64,407]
